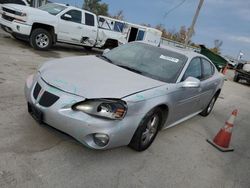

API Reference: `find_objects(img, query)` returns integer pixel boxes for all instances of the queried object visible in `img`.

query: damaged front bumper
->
[24,74,142,150]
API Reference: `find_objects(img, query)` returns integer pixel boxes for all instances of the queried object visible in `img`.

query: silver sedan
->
[24,42,224,151]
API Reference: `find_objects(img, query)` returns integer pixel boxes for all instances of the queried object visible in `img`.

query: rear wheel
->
[30,28,52,50]
[129,108,163,151]
[200,94,218,117]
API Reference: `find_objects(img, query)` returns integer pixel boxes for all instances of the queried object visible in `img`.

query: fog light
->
[93,133,109,147]
[16,25,20,31]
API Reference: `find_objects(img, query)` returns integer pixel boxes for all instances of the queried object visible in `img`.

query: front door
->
[168,57,203,124]
[57,9,83,44]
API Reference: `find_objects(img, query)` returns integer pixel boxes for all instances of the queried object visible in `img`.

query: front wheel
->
[30,28,52,50]
[200,94,218,117]
[129,108,163,151]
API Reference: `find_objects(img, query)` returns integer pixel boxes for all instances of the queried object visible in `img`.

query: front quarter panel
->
[123,84,177,129]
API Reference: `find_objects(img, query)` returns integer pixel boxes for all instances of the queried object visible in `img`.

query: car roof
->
[159,44,204,59]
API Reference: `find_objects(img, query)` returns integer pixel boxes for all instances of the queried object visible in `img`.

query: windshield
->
[39,3,67,15]
[102,43,187,83]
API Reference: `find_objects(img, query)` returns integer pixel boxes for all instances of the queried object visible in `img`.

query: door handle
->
[92,30,97,32]
[77,26,82,29]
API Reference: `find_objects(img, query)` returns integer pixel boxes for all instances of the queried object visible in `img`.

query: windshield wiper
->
[99,55,113,63]
[117,65,142,74]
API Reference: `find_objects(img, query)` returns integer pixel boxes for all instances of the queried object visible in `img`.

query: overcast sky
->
[53,0,250,60]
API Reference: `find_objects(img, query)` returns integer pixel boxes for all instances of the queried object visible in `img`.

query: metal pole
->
[184,0,204,46]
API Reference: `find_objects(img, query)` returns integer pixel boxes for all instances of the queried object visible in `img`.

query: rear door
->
[57,9,83,44]
[81,12,97,47]
[199,58,217,109]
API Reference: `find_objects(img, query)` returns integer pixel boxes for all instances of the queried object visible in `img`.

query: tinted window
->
[136,30,145,41]
[102,43,187,83]
[202,58,214,79]
[85,13,94,26]
[183,58,202,80]
[62,10,82,23]
[114,21,124,32]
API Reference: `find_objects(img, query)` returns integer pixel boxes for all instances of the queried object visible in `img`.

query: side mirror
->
[103,48,110,54]
[62,14,72,20]
[182,77,200,88]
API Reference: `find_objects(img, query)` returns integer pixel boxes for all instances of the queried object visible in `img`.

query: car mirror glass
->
[182,77,200,88]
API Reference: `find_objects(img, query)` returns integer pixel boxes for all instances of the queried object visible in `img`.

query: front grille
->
[2,7,15,14]
[2,14,14,22]
[33,83,41,100]
[32,82,59,107]
[39,91,59,107]
[2,7,22,16]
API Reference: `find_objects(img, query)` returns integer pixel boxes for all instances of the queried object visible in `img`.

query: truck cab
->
[0,3,98,50]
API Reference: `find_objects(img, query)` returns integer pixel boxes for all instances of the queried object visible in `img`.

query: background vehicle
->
[97,16,162,48]
[234,63,250,84]
[24,42,224,151]
[0,3,162,50]
[0,0,29,6]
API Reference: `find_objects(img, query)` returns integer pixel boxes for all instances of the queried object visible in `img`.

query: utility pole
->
[184,0,204,46]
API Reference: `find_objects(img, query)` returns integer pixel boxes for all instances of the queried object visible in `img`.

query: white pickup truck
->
[0,3,162,50]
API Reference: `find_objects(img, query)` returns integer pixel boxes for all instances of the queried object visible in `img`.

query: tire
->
[200,94,218,117]
[129,108,163,151]
[233,74,239,82]
[30,28,52,50]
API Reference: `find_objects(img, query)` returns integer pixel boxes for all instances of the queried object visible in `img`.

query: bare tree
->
[111,10,125,20]
[83,0,109,16]
[210,39,223,54]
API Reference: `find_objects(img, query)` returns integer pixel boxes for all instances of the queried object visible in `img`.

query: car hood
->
[3,4,56,20]
[39,55,165,98]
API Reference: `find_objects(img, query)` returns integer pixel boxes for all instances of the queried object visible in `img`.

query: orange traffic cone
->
[207,109,238,152]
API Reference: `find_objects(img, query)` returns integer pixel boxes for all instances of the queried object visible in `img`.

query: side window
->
[85,13,95,26]
[62,10,82,24]
[136,30,145,41]
[114,21,124,32]
[183,58,202,81]
[202,58,214,80]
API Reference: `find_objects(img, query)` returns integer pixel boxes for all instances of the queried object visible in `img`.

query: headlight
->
[72,99,127,120]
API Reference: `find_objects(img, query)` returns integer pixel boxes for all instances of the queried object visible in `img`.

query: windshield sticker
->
[159,55,179,63]
[54,8,61,12]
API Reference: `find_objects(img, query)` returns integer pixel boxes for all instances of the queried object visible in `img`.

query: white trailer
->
[97,15,162,47]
